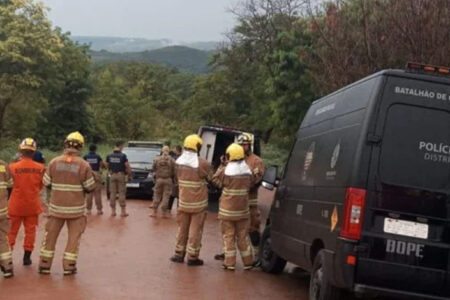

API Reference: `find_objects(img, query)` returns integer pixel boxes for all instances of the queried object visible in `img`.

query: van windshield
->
[379,104,450,192]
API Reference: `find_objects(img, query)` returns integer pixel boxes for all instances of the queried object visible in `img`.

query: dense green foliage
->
[1,0,450,165]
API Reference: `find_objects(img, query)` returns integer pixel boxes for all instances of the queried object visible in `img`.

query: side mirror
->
[262,165,278,191]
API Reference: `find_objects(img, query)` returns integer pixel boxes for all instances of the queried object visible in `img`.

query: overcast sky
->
[40,0,238,41]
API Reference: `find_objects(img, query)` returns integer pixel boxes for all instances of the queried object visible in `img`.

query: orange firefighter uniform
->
[39,132,96,275]
[0,160,13,278]
[212,144,254,270]
[8,155,45,260]
[150,146,176,217]
[171,135,212,266]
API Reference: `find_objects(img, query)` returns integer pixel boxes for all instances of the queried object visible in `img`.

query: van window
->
[379,104,450,192]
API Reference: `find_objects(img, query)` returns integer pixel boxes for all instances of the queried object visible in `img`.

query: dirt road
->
[2,189,310,300]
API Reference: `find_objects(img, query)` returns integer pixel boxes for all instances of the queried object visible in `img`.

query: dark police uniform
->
[106,150,129,216]
[83,152,104,213]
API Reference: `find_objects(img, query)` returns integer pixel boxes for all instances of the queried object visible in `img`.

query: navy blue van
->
[261,63,450,300]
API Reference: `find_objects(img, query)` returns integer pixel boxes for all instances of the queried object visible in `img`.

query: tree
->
[0,0,63,139]
[307,0,450,94]
[35,31,92,149]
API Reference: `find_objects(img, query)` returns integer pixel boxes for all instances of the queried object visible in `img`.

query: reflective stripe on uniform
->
[175,245,186,253]
[0,181,8,189]
[187,246,201,255]
[43,173,52,186]
[40,248,55,258]
[240,246,252,258]
[63,252,78,261]
[178,199,208,210]
[82,177,96,189]
[49,203,86,214]
[219,208,249,217]
[0,207,8,217]
[224,249,236,257]
[0,251,12,261]
[51,183,84,192]
[222,188,248,196]
[178,180,205,188]
[249,198,258,206]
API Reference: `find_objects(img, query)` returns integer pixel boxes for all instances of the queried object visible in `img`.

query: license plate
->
[383,218,428,239]
[126,183,140,188]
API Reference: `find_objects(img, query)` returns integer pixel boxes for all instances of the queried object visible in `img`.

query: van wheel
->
[260,226,287,274]
[309,250,342,300]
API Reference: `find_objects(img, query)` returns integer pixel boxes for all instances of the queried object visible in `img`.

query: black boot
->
[23,251,32,266]
[187,258,204,267]
[1,266,13,278]
[214,253,225,261]
[170,255,184,263]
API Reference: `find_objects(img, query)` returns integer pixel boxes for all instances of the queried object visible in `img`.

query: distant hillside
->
[90,46,214,74]
[73,36,219,52]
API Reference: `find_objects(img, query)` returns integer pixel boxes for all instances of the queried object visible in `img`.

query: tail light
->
[340,188,367,241]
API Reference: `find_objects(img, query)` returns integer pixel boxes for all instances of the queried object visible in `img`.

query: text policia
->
[419,141,450,163]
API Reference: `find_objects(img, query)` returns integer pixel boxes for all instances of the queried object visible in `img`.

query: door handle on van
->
[367,133,382,144]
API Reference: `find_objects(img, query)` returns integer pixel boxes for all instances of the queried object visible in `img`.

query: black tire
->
[260,226,287,274]
[309,250,343,300]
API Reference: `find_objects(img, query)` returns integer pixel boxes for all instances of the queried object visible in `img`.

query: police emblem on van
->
[302,142,315,181]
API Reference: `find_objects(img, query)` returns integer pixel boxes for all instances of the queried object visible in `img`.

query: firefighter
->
[106,141,131,217]
[8,138,45,266]
[212,143,254,270]
[39,132,96,275]
[84,144,105,215]
[170,134,212,266]
[0,160,13,278]
[149,146,175,218]
[238,133,265,261]
[214,133,265,262]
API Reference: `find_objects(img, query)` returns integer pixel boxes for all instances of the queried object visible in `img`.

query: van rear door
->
[357,75,450,298]
[199,130,217,164]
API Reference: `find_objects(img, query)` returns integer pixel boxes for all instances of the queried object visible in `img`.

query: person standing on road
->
[212,143,254,271]
[8,138,45,267]
[0,160,13,278]
[39,132,96,275]
[167,145,182,211]
[149,146,175,218]
[84,144,105,215]
[106,141,131,217]
[170,134,212,266]
[238,133,265,261]
[214,133,265,263]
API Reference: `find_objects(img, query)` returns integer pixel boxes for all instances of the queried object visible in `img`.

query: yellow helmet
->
[19,138,37,152]
[237,133,252,145]
[226,143,245,161]
[184,134,203,151]
[65,131,85,148]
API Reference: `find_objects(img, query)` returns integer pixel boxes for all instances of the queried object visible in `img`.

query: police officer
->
[0,160,12,278]
[106,141,131,217]
[39,132,96,275]
[170,135,212,266]
[149,146,175,218]
[84,144,106,215]
[168,145,182,211]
